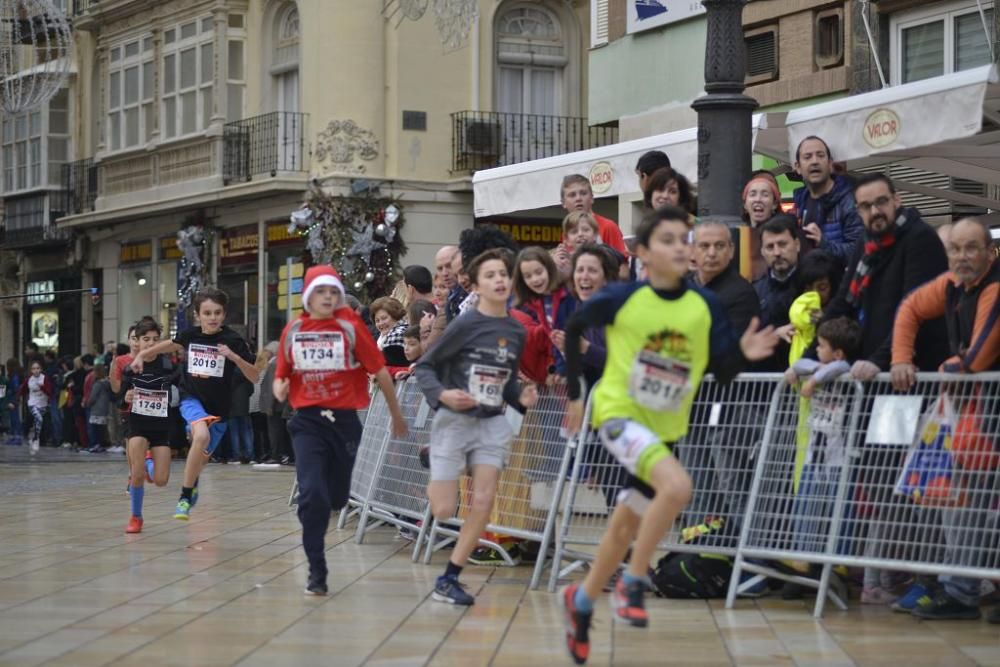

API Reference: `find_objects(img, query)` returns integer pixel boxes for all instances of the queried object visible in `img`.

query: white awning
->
[783,65,1000,191]
[472,114,780,218]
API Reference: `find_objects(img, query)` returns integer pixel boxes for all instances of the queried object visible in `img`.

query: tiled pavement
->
[0,446,997,666]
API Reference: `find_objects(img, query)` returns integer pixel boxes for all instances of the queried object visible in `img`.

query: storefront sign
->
[486,220,563,247]
[589,161,614,195]
[26,280,55,305]
[220,225,260,266]
[120,241,152,264]
[863,108,900,149]
[268,221,303,247]
[160,236,183,261]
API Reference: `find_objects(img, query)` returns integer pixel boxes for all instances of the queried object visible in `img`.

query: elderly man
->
[688,222,763,539]
[434,245,459,291]
[816,173,949,379]
[693,222,759,333]
[891,217,1000,623]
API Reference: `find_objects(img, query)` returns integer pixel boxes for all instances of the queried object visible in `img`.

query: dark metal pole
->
[691,0,759,227]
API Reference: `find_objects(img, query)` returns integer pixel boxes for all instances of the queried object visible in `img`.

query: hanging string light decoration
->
[0,0,75,114]
[288,187,407,303]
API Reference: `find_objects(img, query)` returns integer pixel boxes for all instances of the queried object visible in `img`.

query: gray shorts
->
[429,409,514,481]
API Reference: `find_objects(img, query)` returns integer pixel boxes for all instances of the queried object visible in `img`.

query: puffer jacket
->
[793,174,864,264]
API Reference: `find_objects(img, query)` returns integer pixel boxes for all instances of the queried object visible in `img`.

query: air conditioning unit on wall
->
[457,118,502,160]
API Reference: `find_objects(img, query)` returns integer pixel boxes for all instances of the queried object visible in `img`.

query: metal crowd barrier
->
[420,382,574,590]
[547,374,780,592]
[727,372,1000,617]
[286,369,1000,617]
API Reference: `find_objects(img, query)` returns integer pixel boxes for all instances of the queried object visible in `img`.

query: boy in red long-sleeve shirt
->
[274,265,408,595]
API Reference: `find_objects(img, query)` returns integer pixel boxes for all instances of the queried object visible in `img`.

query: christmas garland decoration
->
[288,188,407,302]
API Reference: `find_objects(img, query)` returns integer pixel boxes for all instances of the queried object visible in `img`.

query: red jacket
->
[511,286,574,383]
[276,308,386,410]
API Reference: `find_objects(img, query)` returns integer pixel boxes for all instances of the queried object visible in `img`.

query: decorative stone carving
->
[313,120,380,175]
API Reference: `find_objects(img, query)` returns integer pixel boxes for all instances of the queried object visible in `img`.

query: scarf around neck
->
[846,212,906,308]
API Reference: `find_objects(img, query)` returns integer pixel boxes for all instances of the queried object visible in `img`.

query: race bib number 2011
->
[292,332,346,371]
[628,351,692,412]
[187,344,224,377]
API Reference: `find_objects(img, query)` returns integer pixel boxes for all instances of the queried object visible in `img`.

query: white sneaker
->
[107,445,125,454]
[61,442,73,449]
[29,439,39,454]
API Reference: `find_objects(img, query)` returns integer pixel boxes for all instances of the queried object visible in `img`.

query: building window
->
[495,3,566,116]
[162,18,215,139]
[107,36,154,152]
[1,89,70,195]
[2,194,47,231]
[815,9,844,69]
[271,3,300,114]
[893,1,994,84]
[745,25,778,84]
[227,16,247,123]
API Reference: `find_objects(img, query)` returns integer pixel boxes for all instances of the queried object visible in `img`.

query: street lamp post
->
[691,0,759,227]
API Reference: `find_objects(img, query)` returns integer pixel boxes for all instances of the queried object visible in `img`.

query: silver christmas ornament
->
[384,204,400,224]
[354,281,363,290]
[375,223,387,236]
[365,272,375,282]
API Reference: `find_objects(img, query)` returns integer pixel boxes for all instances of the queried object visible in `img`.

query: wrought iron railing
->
[451,110,619,172]
[223,111,309,184]
[59,158,98,216]
[0,225,71,249]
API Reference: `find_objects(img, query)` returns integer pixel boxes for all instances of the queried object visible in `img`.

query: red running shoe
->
[612,577,649,627]
[562,584,592,665]
[125,516,143,534]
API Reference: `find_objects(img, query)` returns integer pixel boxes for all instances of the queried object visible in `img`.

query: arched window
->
[271,2,299,114]
[495,4,567,117]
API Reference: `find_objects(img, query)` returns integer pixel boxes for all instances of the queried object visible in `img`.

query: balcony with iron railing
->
[59,158,98,217]
[451,111,619,172]
[223,112,309,185]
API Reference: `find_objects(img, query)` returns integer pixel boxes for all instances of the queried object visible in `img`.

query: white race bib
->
[628,351,692,412]
[468,364,510,408]
[292,332,345,371]
[132,388,168,418]
[188,344,224,377]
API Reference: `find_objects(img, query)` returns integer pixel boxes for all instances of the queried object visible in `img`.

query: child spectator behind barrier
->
[783,317,862,599]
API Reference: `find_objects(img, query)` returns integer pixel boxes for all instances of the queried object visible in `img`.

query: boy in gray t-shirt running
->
[415,248,538,606]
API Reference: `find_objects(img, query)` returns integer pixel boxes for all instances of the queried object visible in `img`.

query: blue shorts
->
[179,397,228,456]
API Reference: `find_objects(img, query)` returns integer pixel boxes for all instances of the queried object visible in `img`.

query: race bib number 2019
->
[188,344,224,378]
[292,332,346,372]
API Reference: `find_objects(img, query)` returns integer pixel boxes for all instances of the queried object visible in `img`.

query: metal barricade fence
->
[353,379,434,562]
[547,374,783,592]
[421,383,575,590]
[728,372,1000,617]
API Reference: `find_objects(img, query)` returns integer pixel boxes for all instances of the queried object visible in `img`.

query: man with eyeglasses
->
[815,173,948,380]
[890,218,1000,623]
